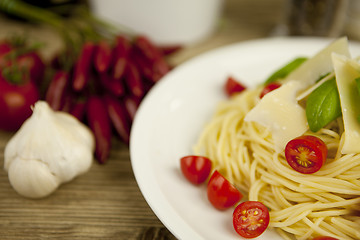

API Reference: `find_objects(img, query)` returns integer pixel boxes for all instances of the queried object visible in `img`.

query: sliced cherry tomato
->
[285,135,327,174]
[233,201,270,238]
[312,236,339,240]
[225,76,246,96]
[260,82,281,98]
[207,170,242,210]
[180,155,212,185]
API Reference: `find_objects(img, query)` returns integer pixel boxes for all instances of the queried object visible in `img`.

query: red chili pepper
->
[133,36,170,83]
[151,57,170,82]
[99,72,125,97]
[61,92,75,112]
[125,61,144,97]
[124,95,141,122]
[94,40,112,73]
[142,77,155,93]
[50,53,61,70]
[69,101,86,121]
[112,35,131,80]
[45,71,69,111]
[130,49,152,80]
[104,95,131,144]
[133,35,163,62]
[87,96,112,164]
[72,42,96,92]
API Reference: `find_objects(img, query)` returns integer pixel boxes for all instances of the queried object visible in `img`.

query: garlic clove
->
[8,157,60,198]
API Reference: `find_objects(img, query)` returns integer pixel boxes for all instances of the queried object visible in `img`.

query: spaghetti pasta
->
[193,86,360,240]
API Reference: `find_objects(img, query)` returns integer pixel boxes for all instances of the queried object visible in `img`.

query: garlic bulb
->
[4,101,95,198]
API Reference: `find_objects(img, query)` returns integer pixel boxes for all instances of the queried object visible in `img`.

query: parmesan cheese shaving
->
[244,81,308,152]
[332,53,360,154]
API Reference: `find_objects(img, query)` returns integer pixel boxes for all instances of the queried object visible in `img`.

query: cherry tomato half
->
[260,82,281,98]
[180,155,212,185]
[207,170,242,210]
[233,201,270,238]
[224,76,246,96]
[285,135,327,174]
[312,236,339,240]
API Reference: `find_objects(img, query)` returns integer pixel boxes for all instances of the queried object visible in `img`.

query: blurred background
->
[1,0,360,64]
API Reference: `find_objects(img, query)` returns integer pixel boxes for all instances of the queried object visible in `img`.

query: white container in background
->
[345,0,360,40]
[89,0,224,46]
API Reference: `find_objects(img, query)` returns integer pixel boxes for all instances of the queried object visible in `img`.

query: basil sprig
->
[306,77,342,132]
[264,57,307,84]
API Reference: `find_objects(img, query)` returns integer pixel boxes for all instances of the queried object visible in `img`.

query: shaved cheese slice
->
[332,53,360,154]
[285,37,350,91]
[244,81,308,152]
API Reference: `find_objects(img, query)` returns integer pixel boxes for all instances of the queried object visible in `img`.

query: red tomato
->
[260,82,281,98]
[0,43,45,86]
[0,72,39,131]
[207,170,242,210]
[0,41,12,67]
[0,41,11,54]
[233,201,270,238]
[225,76,246,96]
[285,135,327,174]
[312,237,339,240]
[180,155,212,185]
[16,51,45,85]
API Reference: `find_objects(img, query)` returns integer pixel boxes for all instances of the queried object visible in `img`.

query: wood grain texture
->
[0,0,286,239]
[0,131,167,239]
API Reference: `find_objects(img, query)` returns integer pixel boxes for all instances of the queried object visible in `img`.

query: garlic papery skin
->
[4,101,95,199]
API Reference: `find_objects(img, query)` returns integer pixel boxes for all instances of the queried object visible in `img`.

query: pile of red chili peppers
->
[46,35,173,164]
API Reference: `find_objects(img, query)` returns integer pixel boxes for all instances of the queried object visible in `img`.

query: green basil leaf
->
[355,77,360,96]
[264,57,308,84]
[306,78,342,132]
[355,77,360,123]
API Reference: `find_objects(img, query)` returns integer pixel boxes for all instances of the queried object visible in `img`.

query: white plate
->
[130,37,360,240]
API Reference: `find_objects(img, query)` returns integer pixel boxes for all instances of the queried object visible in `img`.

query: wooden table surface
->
[0,0,328,239]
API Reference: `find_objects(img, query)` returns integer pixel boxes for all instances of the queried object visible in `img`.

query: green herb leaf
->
[355,77,360,123]
[306,78,342,132]
[264,57,308,84]
[355,77,360,96]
